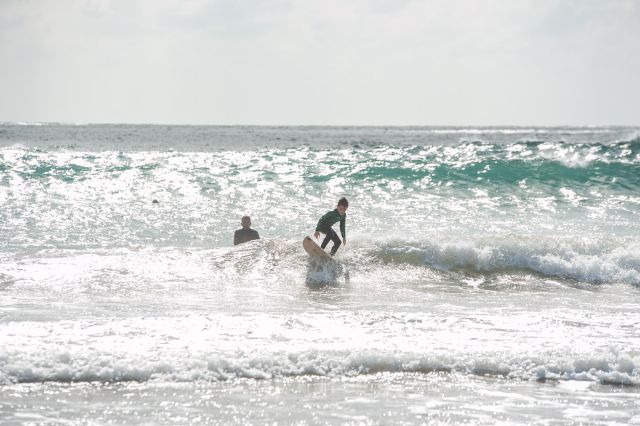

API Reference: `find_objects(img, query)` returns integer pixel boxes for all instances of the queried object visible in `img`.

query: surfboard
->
[303,236,333,262]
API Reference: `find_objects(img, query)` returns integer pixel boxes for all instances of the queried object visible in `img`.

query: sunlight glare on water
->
[1,125,640,424]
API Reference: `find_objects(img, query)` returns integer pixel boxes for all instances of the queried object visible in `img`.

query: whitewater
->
[1,124,639,424]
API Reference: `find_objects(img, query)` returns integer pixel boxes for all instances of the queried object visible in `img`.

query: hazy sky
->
[1,0,639,125]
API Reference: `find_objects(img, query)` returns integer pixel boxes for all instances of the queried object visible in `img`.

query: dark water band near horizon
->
[1,124,639,424]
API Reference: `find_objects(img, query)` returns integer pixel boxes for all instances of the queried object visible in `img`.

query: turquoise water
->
[1,124,639,424]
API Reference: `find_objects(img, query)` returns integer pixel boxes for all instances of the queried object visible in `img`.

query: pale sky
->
[1,0,639,125]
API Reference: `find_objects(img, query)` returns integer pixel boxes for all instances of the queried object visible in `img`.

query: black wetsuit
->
[315,209,346,255]
[234,228,260,245]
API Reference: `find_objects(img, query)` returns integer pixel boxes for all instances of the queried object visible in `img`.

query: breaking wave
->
[1,347,638,386]
[364,237,640,285]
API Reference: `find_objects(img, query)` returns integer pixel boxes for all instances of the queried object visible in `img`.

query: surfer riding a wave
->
[314,197,348,256]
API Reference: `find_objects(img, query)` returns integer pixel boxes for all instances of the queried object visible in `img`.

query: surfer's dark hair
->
[338,197,349,208]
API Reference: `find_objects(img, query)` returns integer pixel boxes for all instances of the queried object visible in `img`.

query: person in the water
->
[314,197,348,256]
[234,216,260,245]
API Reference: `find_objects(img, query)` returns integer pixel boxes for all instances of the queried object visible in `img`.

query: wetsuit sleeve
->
[340,215,346,239]
[254,230,260,240]
[315,213,326,232]
[233,230,240,246]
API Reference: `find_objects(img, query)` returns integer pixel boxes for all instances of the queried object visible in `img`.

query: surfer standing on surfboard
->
[314,197,348,256]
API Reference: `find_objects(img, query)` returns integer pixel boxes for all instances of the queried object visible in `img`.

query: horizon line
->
[2,121,639,128]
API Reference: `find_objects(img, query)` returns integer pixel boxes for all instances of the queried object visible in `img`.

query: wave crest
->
[1,348,637,386]
[366,237,640,285]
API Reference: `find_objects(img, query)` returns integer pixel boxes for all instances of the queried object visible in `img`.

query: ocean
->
[1,124,639,425]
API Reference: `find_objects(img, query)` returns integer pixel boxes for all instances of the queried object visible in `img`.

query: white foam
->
[0,345,637,386]
[380,237,640,285]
